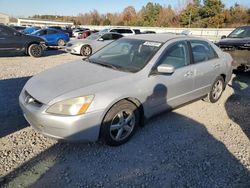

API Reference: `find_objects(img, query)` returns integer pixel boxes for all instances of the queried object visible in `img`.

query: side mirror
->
[98,37,104,41]
[157,64,175,74]
[221,35,226,39]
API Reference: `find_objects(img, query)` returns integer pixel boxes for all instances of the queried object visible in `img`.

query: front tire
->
[80,45,92,57]
[28,44,43,57]
[100,100,140,146]
[57,39,66,47]
[204,76,225,103]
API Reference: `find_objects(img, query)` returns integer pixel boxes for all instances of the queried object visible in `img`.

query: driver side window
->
[158,41,189,69]
[0,27,10,36]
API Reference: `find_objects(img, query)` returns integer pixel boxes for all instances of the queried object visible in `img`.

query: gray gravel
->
[0,51,249,188]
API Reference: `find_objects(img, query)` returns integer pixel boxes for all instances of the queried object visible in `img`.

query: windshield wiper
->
[84,59,134,72]
[91,61,120,70]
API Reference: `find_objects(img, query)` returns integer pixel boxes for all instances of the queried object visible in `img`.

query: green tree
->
[179,0,201,27]
[140,2,162,26]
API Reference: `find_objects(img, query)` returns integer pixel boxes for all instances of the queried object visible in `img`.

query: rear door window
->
[190,40,218,63]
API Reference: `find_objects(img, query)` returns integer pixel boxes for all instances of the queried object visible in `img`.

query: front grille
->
[24,91,43,107]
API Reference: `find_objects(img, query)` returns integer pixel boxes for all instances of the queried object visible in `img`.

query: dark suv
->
[0,24,46,57]
[216,26,250,71]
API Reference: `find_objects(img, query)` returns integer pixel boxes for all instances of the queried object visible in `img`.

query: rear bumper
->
[19,93,103,142]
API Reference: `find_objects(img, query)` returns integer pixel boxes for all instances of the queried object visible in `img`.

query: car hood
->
[25,61,130,104]
[217,38,250,46]
[69,39,93,45]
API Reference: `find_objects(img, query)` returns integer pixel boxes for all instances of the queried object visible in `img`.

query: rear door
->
[188,40,221,98]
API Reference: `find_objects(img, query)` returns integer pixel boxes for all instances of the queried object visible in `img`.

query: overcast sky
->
[0,0,249,17]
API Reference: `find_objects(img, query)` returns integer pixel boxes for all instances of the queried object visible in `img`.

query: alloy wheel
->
[109,110,135,141]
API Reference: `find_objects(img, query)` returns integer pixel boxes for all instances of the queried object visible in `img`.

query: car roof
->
[124,33,188,43]
[102,32,122,35]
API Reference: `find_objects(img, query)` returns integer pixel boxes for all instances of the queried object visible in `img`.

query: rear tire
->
[100,100,140,146]
[28,44,43,57]
[80,45,92,57]
[203,76,225,103]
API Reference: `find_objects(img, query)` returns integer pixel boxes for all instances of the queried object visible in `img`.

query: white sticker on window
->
[143,41,161,47]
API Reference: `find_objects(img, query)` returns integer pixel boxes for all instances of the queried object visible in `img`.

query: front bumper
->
[64,45,81,55]
[19,91,103,142]
[40,43,47,50]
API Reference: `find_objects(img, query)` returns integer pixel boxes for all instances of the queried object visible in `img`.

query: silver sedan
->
[19,34,233,146]
[65,32,123,56]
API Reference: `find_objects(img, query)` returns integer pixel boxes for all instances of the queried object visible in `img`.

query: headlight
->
[46,95,94,116]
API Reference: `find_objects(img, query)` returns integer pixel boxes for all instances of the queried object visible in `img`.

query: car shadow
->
[0,76,31,138]
[0,49,66,58]
[1,84,250,187]
[225,71,250,139]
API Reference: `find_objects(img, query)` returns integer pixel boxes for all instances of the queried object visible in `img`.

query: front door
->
[146,41,195,115]
[0,26,24,51]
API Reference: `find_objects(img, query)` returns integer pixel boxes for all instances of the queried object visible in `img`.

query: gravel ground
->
[0,51,249,188]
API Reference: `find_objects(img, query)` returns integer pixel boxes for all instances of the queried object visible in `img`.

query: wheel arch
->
[220,73,226,89]
[98,97,145,139]
[25,42,40,54]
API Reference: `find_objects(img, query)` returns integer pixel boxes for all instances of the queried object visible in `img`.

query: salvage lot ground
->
[0,49,250,187]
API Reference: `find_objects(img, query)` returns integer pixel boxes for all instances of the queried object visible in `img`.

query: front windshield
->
[228,27,250,38]
[86,33,101,40]
[31,30,40,35]
[88,38,162,72]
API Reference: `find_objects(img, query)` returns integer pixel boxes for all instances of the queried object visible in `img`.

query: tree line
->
[31,0,250,28]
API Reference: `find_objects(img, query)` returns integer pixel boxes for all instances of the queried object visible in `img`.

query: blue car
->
[31,28,70,46]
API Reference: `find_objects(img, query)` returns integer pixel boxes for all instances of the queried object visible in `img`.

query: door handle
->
[184,71,193,77]
[0,38,5,40]
[213,64,220,68]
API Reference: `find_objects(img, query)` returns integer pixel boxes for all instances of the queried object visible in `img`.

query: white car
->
[65,32,123,56]
[100,28,138,36]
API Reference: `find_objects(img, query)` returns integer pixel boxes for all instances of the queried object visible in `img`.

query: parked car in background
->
[77,30,99,39]
[72,28,89,37]
[10,25,26,32]
[20,34,233,146]
[23,26,41,34]
[48,26,73,37]
[0,24,46,57]
[31,28,70,46]
[65,32,123,56]
[77,30,92,39]
[141,30,156,34]
[215,25,250,71]
[133,29,141,34]
[100,27,137,36]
